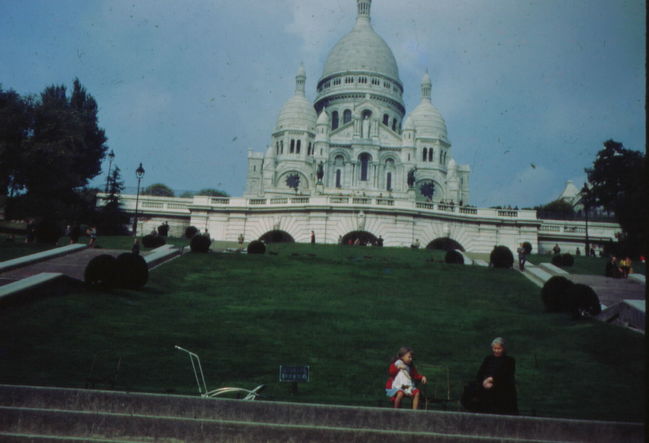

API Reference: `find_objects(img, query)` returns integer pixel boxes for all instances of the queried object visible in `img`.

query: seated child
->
[385,347,427,409]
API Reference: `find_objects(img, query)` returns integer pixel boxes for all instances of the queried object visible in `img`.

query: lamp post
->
[581,183,590,256]
[133,163,145,236]
[104,150,115,193]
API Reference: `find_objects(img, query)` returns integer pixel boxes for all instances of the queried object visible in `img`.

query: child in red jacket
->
[385,346,427,409]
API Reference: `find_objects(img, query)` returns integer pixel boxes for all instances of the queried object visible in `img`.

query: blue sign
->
[279,365,310,383]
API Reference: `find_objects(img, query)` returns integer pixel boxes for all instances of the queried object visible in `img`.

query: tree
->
[142,183,175,197]
[96,166,129,234]
[0,86,31,199]
[4,79,108,222]
[586,140,647,256]
[536,199,575,219]
[196,188,229,197]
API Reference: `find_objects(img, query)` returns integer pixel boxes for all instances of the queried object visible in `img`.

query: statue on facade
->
[362,115,370,138]
[316,161,324,183]
[407,167,417,188]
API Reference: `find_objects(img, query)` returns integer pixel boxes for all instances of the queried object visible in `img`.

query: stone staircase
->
[0,385,643,442]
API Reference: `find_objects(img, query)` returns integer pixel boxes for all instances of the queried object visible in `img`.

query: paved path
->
[0,249,126,285]
[567,274,645,307]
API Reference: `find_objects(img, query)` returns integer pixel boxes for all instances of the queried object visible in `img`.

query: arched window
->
[308,142,312,155]
[343,109,352,124]
[423,148,427,161]
[276,142,280,155]
[332,111,339,130]
[386,172,392,191]
[392,118,397,131]
[336,169,342,188]
[359,153,370,181]
[290,139,295,154]
[296,139,301,154]
[429,148,433,162]
[439,150,443,163]
[280,140,284,154]
[383,114,389,126]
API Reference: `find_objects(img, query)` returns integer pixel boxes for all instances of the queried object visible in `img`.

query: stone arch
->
[259,230,295,243]
[427,237,465,252]
[341,230,378,246]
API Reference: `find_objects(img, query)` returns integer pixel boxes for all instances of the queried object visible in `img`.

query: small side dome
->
[276,65,317,131]
[410,71,448,141]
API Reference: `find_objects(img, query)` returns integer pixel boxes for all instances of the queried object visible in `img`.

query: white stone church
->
[245,0,470,205]
[113,0,620,253]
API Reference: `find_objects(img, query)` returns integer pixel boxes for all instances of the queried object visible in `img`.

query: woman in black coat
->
[476,337,518,415]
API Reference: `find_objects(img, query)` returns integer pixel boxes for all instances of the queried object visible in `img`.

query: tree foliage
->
[1,79,108,222]
[96,166,129,234]
[142,183,175,197]
[536,199,575,218]
[196,188,229,197]
[586,140,647,255]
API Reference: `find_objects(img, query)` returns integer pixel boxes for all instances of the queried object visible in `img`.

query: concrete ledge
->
[628,274,645,284]
[0,385,643,442]
[0,244,86,273]
[144,244,181,269]
[538,263,569,276]
[526,266,553,285]
[0,274,83,307]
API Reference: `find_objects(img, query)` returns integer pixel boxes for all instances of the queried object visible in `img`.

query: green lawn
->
[0,243,644,422]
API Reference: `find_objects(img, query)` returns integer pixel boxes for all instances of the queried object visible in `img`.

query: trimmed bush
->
[114,253,148,289]
[552,253,574,268]
[522,241,532,255]
[190,234,212,253]
[541,276,575,312]
[490,245,514,269]
[247,240,266,254]
[84,254,117,287]
[566,284,601,319]
[142,234,165,248]
[185,226,199,239]
[445,249,464,265]
[34,220,62,244]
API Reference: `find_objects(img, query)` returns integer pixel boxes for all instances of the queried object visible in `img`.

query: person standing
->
[517,243,527,271]
[475,337,518,415]
[310,230,315,245]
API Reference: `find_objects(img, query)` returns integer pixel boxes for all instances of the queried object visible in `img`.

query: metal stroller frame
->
[174,345,265,400]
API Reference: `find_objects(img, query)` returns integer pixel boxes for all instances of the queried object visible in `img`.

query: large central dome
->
[320,0,400,82]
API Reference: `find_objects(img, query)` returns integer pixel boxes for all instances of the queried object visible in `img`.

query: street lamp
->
[104,150,115,193]
[133,163,145,236]
[581,183,590,256]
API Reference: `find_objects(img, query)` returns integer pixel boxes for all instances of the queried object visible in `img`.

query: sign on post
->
[279,365,309,393]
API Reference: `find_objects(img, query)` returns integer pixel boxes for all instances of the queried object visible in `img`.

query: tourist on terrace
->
[605,256,622,278]
[619,256,632,278]
[475,337,518,415]
[552,244,561,255]
[516,243,527,271]
[385,347,427,409]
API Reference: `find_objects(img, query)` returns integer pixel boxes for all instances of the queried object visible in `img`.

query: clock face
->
[419,181,435,199]
[286,173,300,190]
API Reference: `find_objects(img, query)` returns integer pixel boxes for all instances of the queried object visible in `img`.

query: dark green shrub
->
[142,234,165,248]
[552,253,574,267]
[566,284,601,319]
[84,254,117,287]
[490,245,514,268]
[157,223,169,237]
[444,249,464,265]
[185,226,199,239]
[115,253,148,289]
[69,225,81,242]
[541,276,575,312]
[34,220,62,244]
[247,240,266,254]
[522,241,532,255]
[190,234,211,253]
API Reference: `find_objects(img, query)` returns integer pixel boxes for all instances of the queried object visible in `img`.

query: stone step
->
[0,406,529,443]
[0,385,643,442]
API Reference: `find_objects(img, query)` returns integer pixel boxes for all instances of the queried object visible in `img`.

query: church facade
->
[110,0,621,253]
[245,0,470,206]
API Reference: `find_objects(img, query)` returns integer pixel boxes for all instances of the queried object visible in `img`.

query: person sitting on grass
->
[385,347,427,409]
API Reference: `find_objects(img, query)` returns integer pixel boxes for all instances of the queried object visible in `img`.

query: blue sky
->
[1,0,645,207]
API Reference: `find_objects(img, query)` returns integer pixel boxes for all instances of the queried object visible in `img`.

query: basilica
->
[245,0,470,205]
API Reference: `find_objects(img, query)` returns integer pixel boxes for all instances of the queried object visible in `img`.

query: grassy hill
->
[0,242,644,422]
